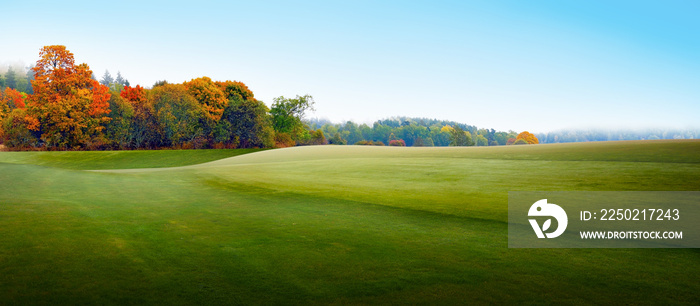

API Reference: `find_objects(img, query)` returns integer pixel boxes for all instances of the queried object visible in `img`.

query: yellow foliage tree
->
[516,131,539,144]
[440,125,454,133]
[183,76,228,121]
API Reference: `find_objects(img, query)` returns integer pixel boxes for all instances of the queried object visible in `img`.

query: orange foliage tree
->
[516,131,539,144]
[183,77,227,121]
[27,45,111,149]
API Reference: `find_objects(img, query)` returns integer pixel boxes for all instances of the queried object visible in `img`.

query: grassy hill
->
[1,140,699,304]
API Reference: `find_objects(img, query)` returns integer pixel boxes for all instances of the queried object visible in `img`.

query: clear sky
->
[1,0,698,132]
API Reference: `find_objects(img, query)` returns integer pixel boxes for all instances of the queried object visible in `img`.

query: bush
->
[274,132,295,148]
[309,129,327,145]
[389,139,406,146]
[513,138,528,145]
[354,140,386,146]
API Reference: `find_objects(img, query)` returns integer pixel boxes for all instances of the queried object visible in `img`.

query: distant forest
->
[1,45,696,151]
[536,129,699,143]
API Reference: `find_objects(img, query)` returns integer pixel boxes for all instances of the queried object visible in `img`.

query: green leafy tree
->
[329,132,347,145]
[475,134,488,146]
[343,121,363,145]
[220,97,274,148]
[413,137,427,146]
[449,126,474,146]
[104,94,134,149]
[270,94,315,140]
[5,67,17,89]
[372,123,392,144]
[109,83,124,93]
[14,77,28,93]
[25,66,35,94]
[150,84,206,148]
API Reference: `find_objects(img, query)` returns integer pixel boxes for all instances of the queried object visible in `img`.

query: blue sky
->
[1,0,698,132]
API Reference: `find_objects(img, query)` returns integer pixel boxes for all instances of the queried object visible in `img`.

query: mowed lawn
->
[1,140,699,304]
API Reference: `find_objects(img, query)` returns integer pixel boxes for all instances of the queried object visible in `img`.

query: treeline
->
[537,129,699,143]
[307,117,536,146]
[0,45,539,151]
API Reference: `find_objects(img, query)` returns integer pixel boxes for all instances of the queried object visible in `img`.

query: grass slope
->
[1,140,699,304]
[0,148,262,170]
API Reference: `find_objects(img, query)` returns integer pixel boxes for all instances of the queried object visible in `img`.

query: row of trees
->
[537,129,700,143]
[308,117,538,147]
[1,45,538,151]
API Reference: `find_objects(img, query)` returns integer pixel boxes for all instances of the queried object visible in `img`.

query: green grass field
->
[1,140,699,304]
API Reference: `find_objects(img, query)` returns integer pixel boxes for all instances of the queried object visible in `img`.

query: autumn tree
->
[1,87,26,110]
[120,85,147,104]
[2,108,40,148]
[516,131,539,144]
[183,76,228,121]
[27,45,111,149]
[216,80,255,102]
[121,85,162,148]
